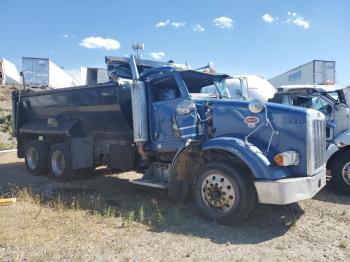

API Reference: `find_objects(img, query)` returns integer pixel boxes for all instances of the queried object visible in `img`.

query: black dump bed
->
[12,83,133,143]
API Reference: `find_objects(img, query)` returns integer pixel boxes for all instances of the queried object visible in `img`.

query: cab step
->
[129,179,168,189]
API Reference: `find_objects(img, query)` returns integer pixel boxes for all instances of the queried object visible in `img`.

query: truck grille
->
[312,119,326,171]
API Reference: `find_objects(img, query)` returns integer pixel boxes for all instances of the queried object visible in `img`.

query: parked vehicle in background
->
[201,75,277,102]
[22,57,79,89]
[269,60,336,87]
[269,84,350,194]
[11,55,327,224]
[0,57,20,85]
[80,67,109,85]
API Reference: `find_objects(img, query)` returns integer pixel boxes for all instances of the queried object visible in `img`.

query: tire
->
[49,143,75,182]
[24,140,48,176]
[329,152,350,195]
[192,162,256,225]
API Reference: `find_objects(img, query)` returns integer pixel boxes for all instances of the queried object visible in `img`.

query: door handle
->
[154,131,160,139]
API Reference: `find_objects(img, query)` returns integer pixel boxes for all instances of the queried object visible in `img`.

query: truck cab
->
[269,84,350,194]
[12,56,327,225]
[200,75,277,102]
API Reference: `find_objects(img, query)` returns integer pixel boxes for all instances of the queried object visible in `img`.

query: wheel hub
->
[341,162,350,186]
[51,151,65,176]
[27,147,38,170]
[201,173,235,212]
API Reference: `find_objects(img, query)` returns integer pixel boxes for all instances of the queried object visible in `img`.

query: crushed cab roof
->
[278,84,345,93]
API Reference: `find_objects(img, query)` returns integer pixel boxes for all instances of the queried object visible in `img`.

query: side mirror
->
[248,99,264,113]
[175,100,198,140]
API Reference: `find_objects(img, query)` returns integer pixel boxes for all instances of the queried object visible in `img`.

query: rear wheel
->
[49,143,75,182]
[192,162,256,225]
[330,152,350,195]
[24,140,48,175]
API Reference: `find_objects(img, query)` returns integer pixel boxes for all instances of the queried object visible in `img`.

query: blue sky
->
[1,0,349,85]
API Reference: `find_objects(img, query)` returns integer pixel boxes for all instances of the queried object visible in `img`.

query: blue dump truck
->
[11,56,327,224]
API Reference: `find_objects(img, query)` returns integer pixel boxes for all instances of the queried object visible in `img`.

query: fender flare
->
[200,137,274,179]
[334,130,350,148]
[168,137,279,200]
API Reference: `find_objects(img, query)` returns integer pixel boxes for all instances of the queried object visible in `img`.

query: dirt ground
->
[0,151,349,261]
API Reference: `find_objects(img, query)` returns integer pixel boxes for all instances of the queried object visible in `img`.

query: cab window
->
[292,96,332,115]
[151,76,182,102]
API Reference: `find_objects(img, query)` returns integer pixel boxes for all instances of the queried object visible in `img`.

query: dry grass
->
[1,185,187,229]
[1,149,350,261]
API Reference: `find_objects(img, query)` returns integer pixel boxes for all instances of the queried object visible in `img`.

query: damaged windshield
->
[180,71,231,99]
[290,90,348,115]
[323,91,347,106]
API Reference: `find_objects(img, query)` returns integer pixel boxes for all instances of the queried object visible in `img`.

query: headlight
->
[274,151,300,166]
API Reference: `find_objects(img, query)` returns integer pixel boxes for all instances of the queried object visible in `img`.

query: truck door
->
[148,75,187,148]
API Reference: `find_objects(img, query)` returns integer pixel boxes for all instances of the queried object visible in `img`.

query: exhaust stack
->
[128,55,149,161]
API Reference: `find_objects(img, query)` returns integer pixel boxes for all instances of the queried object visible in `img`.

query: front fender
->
[334,130,350,147]
[201,137,286,180]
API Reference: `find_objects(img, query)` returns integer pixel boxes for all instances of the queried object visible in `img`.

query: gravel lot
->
[0,151,349,261]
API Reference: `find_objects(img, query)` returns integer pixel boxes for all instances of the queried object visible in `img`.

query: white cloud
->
[155,20,170,28]
[286,12,310,29]
[262,13,275,23]
[193,24,205,32]
[59,34,75,39]
[150,52,166,60]
[171,22,186,28]
[79,36,120,50]
[213,16,234,29]
[292,17,310,29]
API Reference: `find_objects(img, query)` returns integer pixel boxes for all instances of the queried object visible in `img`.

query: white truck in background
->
[202,75,277,102]
[0,57,21,85]
[200,61,350,194]
[80,67,109,85]
[269,60,336,87]
[269,84,350,194]
[219,60,349,194]
[226,75,277,102]
[267,60,350,193]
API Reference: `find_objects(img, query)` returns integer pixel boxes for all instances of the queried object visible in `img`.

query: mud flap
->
[71,137,93,169]
[168,175,189,200]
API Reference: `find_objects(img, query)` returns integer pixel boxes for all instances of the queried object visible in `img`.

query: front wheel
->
[330,152,350,195]
[192,162,256,225]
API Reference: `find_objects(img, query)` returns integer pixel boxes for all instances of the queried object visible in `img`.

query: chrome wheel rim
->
[341,162,350,186]
[201,173,236,213]
[51,151,65,176]
[27,147,38,170]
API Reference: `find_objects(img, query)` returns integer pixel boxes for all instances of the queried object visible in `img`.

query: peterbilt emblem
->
[244,116,260,128]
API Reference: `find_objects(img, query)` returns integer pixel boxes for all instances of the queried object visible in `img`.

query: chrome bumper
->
[254,167,327,205]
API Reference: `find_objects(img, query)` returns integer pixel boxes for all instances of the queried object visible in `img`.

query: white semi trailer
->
[80,67,109,85]
[269,60,336,87]
[22,57,79,88]
[0,57,20,85]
